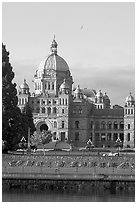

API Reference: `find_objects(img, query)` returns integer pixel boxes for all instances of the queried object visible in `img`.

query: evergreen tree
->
[2,44,23,150]
[22,103,36,140]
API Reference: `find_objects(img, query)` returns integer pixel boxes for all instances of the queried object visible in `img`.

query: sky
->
[2,2,135,106]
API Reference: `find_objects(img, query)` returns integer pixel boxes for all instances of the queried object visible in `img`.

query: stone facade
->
[18,38,135,148]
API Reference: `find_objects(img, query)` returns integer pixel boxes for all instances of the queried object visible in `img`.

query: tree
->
[21,103,36,141]
[2,44,23,150]
[41,130,52,144]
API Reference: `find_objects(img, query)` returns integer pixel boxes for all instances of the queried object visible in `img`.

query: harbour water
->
[2,188,135,202]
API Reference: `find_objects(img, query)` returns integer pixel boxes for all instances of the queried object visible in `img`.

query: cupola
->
[125,92,135,106]
[19,79,30,94]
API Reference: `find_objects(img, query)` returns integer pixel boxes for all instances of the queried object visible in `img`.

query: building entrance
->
[40,124,48,132]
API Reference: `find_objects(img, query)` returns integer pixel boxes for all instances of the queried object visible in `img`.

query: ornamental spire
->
[50,35,58,54]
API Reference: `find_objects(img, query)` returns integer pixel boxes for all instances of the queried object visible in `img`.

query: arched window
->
[48,82,50,90]
[119,121,124,129]
[62,99,64,105]
[131,109,133,114]
[128,109,130,114]
[52,82,54,90]
[101,121,106,130]
[53,107,57,114]
[62,109,65,114]
[107,121,112,130]
[54,121,57,128]
[66,99,67,105]
[75,121,79,129]
[62,121,65,128]
[95,121,100,130]
[47,107,51,115]
[125,109,127,114]
[35,83,37,90]
[113,121,118,130]
[42,107,45,113]
[113,133,118,141]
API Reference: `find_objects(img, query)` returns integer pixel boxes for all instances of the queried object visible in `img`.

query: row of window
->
[94,132,124,141]
[35,82,55,91]
[34,107,65,114]
[91,121,124,130]
[30,98,68,106]
[74,121,124,130]
[125,108,134,115]
[18,98,27,105]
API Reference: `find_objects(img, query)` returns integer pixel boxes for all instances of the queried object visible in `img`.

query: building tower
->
[18,79,30,112]
[123,92,135,148]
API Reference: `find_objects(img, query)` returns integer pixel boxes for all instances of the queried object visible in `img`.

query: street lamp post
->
[115,137,122,156]
[28,127,31,153]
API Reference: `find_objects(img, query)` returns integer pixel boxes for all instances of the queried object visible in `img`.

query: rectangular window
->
[101,133,106,141]
[128,109,130,114]
[95,133,100,141]
[131,109,133,114]
[128,124,130,129]
[75,132,79,141]
[120,133,124,142]
[107,133,112,141]
[61,132,65,141]
[62,121,65,129]
[113,133,118,141]
[114,123,118,129]
[127,133,130,141]
[48,83,50,90]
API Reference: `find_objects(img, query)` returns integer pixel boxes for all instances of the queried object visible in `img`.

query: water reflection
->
[2,188,135,202]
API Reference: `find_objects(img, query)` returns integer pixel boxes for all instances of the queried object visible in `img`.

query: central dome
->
[38,37,69,72]
[38,54,69,72]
